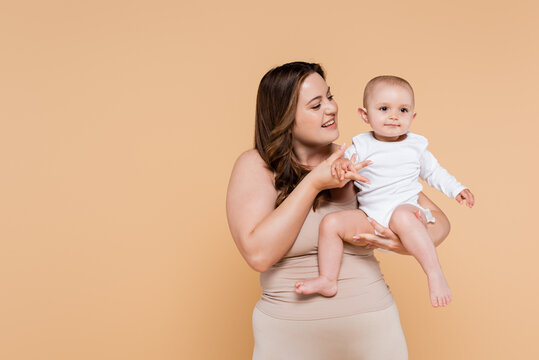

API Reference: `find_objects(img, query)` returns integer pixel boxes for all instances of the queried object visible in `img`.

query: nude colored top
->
[255,197,395,320]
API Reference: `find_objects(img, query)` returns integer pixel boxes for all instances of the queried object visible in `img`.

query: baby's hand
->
[331,154,372,181]
[331,157,354,180]
[456,189,475,208]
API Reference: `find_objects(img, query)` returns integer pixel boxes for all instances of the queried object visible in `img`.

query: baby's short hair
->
[363,75,414,108]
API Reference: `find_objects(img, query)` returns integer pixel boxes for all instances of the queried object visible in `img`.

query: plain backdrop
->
[1,0,538,359]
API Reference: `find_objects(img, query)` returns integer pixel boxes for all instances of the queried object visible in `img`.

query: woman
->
[226,62,450,359]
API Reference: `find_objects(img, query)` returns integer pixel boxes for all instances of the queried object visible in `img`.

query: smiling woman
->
[293,73,339,147]
[226,62,451,359]
[253,63,340,210]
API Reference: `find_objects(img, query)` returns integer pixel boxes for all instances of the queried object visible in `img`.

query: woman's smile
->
[322,118,336,128]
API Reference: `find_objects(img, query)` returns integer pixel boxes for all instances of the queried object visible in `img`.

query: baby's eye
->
[400,108,408,113]
[379,106,387,111]
[328,95,334,100]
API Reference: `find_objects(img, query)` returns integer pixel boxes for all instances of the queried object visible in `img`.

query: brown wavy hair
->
[254,61,329,209]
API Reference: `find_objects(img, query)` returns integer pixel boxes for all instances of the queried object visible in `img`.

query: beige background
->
[1,0,538,359]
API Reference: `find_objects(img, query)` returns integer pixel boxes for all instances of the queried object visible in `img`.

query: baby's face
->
[360,83,416,142]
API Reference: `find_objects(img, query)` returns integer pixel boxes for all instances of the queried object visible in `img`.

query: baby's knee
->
[319,212,343,234]
[390,206,422,228]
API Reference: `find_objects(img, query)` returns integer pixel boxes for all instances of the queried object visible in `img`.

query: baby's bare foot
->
[295,276,337,297]
[427,272,452,307]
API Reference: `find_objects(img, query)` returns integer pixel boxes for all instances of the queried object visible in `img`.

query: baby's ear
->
[412,112,417,120]
[358,107,369,123]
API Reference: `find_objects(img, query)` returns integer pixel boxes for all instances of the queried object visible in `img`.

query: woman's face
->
[292,72,339,148]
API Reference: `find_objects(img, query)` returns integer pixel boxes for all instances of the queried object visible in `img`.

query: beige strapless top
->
[255,198,394,320]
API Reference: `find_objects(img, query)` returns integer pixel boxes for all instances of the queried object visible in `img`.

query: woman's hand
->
[307,145,371,191]
[350,212,426,255]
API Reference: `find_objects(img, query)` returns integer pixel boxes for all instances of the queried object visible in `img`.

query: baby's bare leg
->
[295,210,373,296]
[389,204,452,307]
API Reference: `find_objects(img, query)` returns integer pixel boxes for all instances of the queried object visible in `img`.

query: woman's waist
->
[261,252,383,290]
[258,252,394,320]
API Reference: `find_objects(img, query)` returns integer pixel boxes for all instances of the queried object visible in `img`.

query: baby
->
[295,75,474,307]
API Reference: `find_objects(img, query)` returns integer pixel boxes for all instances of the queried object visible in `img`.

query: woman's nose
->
[325,101,337,114]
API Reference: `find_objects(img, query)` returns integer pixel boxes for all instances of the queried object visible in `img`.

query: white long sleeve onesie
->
[344,131,466,227]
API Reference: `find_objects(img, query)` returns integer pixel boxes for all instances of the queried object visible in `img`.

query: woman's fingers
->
[349,235,368,247]
[353,234,374,244]
[367,217,393,238]
[327,144,346,164]
[354,233,408,254]
[353,234,387,249]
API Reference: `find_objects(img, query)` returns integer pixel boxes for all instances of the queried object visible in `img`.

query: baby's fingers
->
[344,172,370,184]
[331,162,338,177]
[346,162,356,173]
[353,160,372,171]
[338,166,345,180]
[465,191,475,207]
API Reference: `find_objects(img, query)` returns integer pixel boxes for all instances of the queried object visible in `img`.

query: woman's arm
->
[345,192,451,255]
[226,147,367,272]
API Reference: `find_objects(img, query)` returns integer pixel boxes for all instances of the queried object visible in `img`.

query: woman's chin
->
[325,129,339,143]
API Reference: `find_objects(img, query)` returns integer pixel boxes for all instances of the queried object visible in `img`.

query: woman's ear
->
[358,107,369,124]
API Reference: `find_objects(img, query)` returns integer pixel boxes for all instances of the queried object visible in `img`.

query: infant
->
[295,75,474,307]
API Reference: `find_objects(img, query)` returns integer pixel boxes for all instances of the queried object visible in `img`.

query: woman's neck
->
[293,143,335,169]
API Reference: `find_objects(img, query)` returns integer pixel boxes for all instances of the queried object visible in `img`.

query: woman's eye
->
[328,95,334,100]
[380,106,387,111]
[312,104,321,109]
[400,108,408,113]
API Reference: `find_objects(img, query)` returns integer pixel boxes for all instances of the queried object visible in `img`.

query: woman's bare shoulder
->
[227,149,278,228]
[229,149,276,200]
[233,149,273,179]
[236,148,264,165]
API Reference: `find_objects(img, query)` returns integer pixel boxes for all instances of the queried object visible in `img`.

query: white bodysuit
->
[344,131,466,227]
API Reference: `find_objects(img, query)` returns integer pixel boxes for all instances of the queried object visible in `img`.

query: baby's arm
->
[420,149,474,206]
